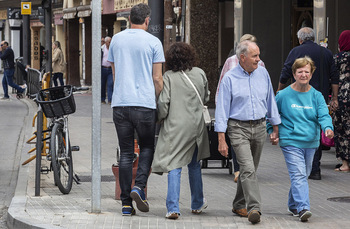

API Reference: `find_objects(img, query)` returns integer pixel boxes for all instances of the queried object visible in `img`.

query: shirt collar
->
[238,63,256,76]
[301,40,314,45]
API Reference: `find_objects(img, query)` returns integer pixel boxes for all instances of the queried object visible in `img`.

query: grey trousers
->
[227,119,267,213]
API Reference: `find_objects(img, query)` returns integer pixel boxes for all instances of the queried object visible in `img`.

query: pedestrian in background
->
[52,41,65,87]
[108,3,164,216]
[333,30,350,172]
[152,42,210,220]
[101,36,113,104]
[0,41,26,100]
[278,27,339,180]
[268,57,334,222]
[101,37,105,48]
[215,40,281,224]
[215,34,265,183]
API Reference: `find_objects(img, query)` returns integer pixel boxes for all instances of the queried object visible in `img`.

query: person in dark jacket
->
[277,27,339,180]
[333,30,350,172]
[1,41,26,100]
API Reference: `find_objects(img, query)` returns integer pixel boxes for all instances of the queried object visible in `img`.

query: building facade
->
[0,0,349,100]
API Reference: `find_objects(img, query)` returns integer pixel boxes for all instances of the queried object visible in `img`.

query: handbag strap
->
[181,70,204,106]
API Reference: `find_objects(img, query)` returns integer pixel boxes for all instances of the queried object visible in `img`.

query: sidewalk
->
[7,92,350,229]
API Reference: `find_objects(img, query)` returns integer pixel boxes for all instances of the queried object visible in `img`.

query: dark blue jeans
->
[113,106,156,206]
[53,72,64,87]
[101,67,113,103]
[2,68,24,98]
[311,145,322,174]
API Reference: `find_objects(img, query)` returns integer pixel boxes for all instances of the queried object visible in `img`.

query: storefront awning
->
[63,7,77,20]
[77,5,91,18]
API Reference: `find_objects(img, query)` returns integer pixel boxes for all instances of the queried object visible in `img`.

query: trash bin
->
[111,139,148,200]
[12,57,27,94]
[14,57,27,84]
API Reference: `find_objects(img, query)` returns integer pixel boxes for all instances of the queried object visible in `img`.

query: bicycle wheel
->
[50,122,73,194]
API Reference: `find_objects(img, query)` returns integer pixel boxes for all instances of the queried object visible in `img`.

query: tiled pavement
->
[7,93,350,229]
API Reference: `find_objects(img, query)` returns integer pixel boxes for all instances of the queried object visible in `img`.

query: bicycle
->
[36,85,88,194]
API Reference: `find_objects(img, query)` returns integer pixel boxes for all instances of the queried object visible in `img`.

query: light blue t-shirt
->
[108,29,165,109]
[266,86,333,148]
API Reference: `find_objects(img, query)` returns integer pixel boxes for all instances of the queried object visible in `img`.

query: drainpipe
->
[181,0,186,42]
[80,18,86,85]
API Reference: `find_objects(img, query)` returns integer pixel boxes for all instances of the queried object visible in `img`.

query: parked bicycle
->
[36,85,88,194]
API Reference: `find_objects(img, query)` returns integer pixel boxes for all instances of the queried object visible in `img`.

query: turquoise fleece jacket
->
[267,86,333,148]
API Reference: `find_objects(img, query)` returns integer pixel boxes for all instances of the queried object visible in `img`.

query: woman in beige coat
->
[152,42,210,220]
[52,41,65,86]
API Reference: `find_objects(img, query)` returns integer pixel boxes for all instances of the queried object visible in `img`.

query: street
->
[1,77,350,228]
[0,77,29,229]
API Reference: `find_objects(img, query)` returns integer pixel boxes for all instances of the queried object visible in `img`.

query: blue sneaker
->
[130,186,149,212]
[122,205,135,216]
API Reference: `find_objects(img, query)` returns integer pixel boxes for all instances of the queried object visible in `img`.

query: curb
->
[7,98,62,229]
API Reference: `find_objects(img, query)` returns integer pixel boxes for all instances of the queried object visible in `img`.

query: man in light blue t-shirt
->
[107,3,165,216]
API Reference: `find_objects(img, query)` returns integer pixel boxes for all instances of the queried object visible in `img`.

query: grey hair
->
[105,36,111,42]
[297,27,315,42]
[236,40,255,57]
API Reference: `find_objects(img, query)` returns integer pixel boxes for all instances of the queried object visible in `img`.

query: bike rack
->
[23,72,51,196]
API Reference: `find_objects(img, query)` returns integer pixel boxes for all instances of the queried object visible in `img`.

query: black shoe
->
[308,171,321,180]
[299,209,312,222]
[335,164,342,169]
[248,210,261,224]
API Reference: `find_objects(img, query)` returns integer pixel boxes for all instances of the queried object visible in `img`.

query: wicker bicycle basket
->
[36,85,76,118]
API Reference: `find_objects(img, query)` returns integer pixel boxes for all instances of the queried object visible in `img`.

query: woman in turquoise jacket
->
[267,57,334,222]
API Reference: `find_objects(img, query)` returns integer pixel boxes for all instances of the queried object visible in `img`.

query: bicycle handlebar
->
[28,94,37,100]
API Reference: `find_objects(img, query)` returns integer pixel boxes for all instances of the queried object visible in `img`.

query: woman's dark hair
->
[165,42,198,71]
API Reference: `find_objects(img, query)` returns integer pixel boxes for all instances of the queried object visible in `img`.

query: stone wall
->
[190,0,218,107]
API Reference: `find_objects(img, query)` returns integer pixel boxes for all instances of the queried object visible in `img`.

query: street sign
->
[8,8,22,19]
[21,2,32,15]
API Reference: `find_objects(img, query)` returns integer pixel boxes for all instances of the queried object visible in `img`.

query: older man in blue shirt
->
[215,40,281,224]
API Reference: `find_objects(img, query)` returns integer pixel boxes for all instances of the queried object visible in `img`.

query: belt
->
[102,66,111,68]
[230,117,266,125]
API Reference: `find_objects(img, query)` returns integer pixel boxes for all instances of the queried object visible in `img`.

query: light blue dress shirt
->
[215,64,281,133]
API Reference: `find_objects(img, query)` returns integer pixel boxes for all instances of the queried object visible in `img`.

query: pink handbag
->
[321,131,334,147]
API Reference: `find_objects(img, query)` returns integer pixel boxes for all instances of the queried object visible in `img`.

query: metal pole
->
[313,0,326,44]
[35,109,43,196]
[181,0,186,42]
[45,2,52,75]
[81,19,86,85]
[91,0,101,213]
[22,0,30,66]
[148,0,164,43]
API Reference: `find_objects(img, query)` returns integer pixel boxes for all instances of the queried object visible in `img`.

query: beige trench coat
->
[52,48,65,73]
[152,67,210,173]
